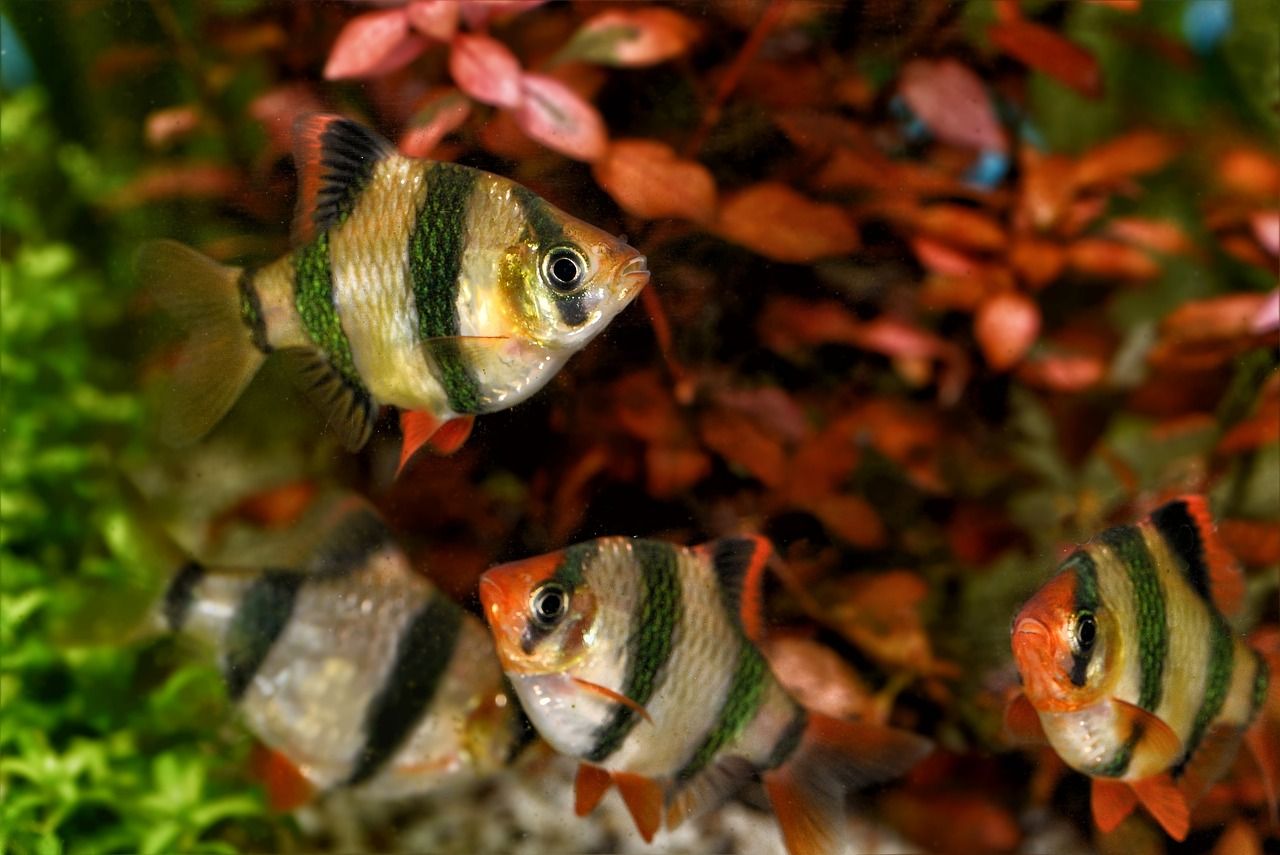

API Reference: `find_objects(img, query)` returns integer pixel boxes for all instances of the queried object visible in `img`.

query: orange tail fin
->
[761,713,931,855]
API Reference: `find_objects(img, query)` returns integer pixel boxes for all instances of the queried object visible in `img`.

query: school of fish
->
[133,114,1278,853]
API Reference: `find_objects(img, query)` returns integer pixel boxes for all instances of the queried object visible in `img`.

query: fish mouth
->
[618,255,649,299]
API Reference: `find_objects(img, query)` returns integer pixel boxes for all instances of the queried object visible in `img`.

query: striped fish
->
[139,115,647,468]
[157,499,530,805]
[479,536,931,855]
[1008,495,1278,840]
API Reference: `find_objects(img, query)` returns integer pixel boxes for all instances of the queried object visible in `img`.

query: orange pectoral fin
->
[1003,691,1047,745]
[1132,773,1190,841]
[612,772,664,843]
[572,677,654,724]
[1091,778,1138,834]
[574,763,613,817]
[1113,698,1183,770]
[249,743,315,812]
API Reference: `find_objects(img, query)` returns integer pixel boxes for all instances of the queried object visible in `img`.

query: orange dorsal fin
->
[1149,495,1245,617]
[697,534,774,642]
[291,114,394,245]
[572,677,654,724]
[1113,698,1184,770]
[1132,772,1190,841]
[574,763,613,817]
[612,772,664,843]
[249,743,315,812]
[1003,691,1047,745]
[1090,778,1138,834]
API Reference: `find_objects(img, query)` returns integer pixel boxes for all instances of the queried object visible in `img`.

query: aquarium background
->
[1,0,1277,853]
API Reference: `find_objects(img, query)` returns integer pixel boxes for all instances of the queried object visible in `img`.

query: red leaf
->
[145,105,201,148]
[324,9,425,80]
[250,84,325,155]
[975,292,1040,371]
[1252,289,1279,334]
[761,636,873,719]
[1074,131,1177,188]
[458,0,546,28]
[715,183,858,262]
[1016,352,1106,391]
[1105,217,1192,255]
[1161,293,1272,345]
[558,7,698,67]
[592,139,716,223]
[804,494,888,549]
[1252,211,1280,256]
[1009,238,1067,289]
[449,33,522,109]
[1067,239,1160,280]
[989,19,1102,96]
[899,59,1007,152]
[1220,519,1280,567]
[514,72,608,162]
[645,444,712,498]
[406,0,458,41]
[698,406,787,487]
[398,89,471,158]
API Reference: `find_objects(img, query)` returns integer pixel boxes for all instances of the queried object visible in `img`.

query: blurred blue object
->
[965,149,1010,190]
[0,13,36,89]
[890,95,931,145]
[1183,0,1233,54]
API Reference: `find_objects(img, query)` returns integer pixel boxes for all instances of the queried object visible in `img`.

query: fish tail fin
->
[137,240,266,446]
[762,713,932,855]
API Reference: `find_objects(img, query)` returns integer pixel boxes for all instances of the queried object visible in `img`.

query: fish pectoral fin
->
[291,114,395,245]
[1002,691,1047,746]
[397,411,475,475]
[574,763,613,817]
[1112,698,1183,770]
[1132,772,1190,841]
[571,677,654,724]
[281,348,377,450]
[1090,778,1137,834]
[612,771,664,843]
[417,335,528,376]
[249,742,315,812]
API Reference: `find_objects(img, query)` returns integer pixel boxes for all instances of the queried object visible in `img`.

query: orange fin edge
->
[1155,495,1245,617]
[1003,691,1047,745]
[1132,772,1190,841]
[612,771,664,843]
[290,114,393,246]
[1090,778,1137,834]
[574,763,613,817]
[572,677,654,725]
[697,534,774,642]
[249,743,315,812]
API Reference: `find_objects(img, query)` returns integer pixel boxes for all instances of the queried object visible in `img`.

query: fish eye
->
[530,582,569,628]
[1074,612,1097,652]
[542,247,586,293]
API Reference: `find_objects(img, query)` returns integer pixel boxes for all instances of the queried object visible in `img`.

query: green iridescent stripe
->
[409,163,480,413]
[1099,526,1167,712]
[1249,650,1269,724]
[1185,611,1235,759]
[223,570,304,701]
[586,540,680,763]
[553,541,599,590]
[1092,728,1139,778]
[676,642,767,781]
[294,232,361,385]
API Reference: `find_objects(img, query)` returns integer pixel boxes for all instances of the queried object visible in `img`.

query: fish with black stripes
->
[1006,495,1279,840]
[138,114,648,470]
[147,498,532,806]
[478,535,932,855]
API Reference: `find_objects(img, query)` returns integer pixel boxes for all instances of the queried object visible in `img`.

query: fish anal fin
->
[1090,778,1137,834]
[699,534,774,642]
[574,763,612,817]
[1003,691,1047,745]
[612,771,664,843]
[1132,772,1190,841]
[291,114,395,245]
[1113,698,1183,770]
[249,742,315,812]
[1151,495,1245,617]
[281,348,376,451]
[571,677,653,724]
[1178,724,1244,808]
[763,766,840,855]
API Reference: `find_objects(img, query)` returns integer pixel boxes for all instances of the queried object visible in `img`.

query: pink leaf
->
[145,105,201,148]
[398,90,471,158]
[449,33,522,109]
[974,292,1040,371]
[513,73,607,162]
[1252,211,1280,257]
[1251,289,1279,335]
[324,9,426,80]
[406,0,459,41]
[558,8,698,67]
[250,84,325,155]
[592,139,716,222]
[899,59,1007,152]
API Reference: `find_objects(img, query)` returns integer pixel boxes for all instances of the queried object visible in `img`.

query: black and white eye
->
[543,247,586,293]
[531,582,569,628]
[1074,612,1096,652]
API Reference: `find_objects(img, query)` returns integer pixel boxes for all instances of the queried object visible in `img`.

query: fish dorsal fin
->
[611,772,664,843]
[1113,698,1183,771]
[700,535,774,643]
[573,763,613,817]
[1149,495,1244,617]
[292,114,395,245]
[1090,778,1137,834]
[301,496,395,579]
[280,348,377,450]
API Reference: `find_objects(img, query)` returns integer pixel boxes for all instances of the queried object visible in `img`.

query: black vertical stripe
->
[345,594,465,785]
[163,560,205,631]
[237,268,271,354]
[764,706,808,770]
[1150,500,1212,604]
[710,538,762,634]
[222,570,304,701]
[304,506,392,579]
